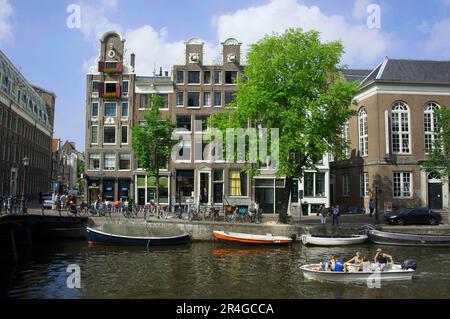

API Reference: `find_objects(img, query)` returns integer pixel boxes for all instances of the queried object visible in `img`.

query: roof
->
[359,58,450,89]
[341,69,373,83]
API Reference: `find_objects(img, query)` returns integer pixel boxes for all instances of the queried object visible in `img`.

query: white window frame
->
[103,125,117,145]
[122,80,129,96]
[391,101,411,154]
[424,102,439,154]
[104,101,117,117]
[176,70,185,85]
[203,92,211,107]
[359,108,368,157]
[203,71,211,85]
[121,125,128,145]
[176,92,184,108]
[214,92,222,107]
[92,81,100,97]
[187,91,201,109]
[91,125,99,145]
[118,153,131,171]
[121,102,129,118]
[88,154,101,171]
[360,173,369,198]
[104,153,116,171]
[393,172,412,199]
[187,71,201,85]
[342,120,350,158]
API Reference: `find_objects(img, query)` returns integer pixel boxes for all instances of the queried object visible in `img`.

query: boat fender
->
[402,259,417,270]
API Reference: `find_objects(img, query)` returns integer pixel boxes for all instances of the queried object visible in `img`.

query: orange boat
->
[212,230,294,246]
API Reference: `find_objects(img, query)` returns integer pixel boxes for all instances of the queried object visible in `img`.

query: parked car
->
[42,192,54,210]
[384,208,442,225]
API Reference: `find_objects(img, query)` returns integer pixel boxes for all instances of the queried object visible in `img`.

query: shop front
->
[135,174,170,206]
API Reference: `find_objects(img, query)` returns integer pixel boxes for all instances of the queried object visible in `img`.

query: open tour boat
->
[300,263,415,282]
[212,230,294,246]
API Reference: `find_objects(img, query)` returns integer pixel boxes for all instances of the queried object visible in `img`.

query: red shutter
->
[116,82,121,97]
[99,83,104,98]
[117,62,123,73]
[98,62,104,73]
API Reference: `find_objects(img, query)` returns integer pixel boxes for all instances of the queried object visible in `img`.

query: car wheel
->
[397,219,405,226]
[430,217,437,225]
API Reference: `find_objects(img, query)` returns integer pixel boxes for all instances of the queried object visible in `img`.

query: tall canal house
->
[0,50,54,201]
[83,31,332,215]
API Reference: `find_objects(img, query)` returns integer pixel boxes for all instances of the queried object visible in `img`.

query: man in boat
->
[373,248,394,271]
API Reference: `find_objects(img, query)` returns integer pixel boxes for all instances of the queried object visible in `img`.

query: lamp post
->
[21,157,29,215]
[177,174,182,213]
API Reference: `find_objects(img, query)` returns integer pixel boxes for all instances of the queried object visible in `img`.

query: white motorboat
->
[300,263,415,283]
[301,234,368,246]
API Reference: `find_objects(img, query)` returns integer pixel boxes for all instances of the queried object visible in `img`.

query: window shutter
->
[98,62,105,73]
[117,62,123,73]
[116,82,121,98]
[98,83,104,98]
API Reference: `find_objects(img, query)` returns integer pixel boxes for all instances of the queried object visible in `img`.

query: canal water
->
[1,241,450,299]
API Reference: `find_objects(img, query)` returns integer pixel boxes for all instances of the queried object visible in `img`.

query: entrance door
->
[428,183,443,210]
[255,188,274,214]
[138,189,145,206]
[199,172,210,204]
[213,183,223,204]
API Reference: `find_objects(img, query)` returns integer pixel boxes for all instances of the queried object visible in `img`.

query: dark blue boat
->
[86,227,191,247]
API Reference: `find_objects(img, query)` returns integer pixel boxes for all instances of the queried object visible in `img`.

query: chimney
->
[159,67,163,77]
[165,71,169,77]
[131,53,136,68]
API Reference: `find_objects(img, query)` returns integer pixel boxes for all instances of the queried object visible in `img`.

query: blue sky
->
[1,0,450,151]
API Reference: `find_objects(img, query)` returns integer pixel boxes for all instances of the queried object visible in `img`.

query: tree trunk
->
[448,181,450,225]
[156,172,160,217]
[279,177,293,224]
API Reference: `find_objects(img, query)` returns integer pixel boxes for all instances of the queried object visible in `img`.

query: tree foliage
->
[211,28,359,222]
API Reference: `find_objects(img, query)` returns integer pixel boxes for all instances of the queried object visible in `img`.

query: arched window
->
[391,102,410,154]
[358,108,368,157]
[424,102,439,153]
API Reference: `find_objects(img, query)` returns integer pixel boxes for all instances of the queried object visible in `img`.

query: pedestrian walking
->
[369,198,375,216]
[319,205,327,224]
[332,205,340,227]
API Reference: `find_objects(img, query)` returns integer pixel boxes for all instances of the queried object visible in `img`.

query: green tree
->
[422,106,450,220]
[132,95,176,213]
[211,28,359,223]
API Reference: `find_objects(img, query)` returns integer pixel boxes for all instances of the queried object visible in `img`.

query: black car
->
[384,208,442,225]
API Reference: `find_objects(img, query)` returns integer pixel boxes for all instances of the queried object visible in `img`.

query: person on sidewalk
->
[319,205,327,224]
[332,205,340,227]
[369,198,375,217]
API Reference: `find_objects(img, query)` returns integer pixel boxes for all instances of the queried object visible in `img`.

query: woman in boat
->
[373,249,394,271]
[328,255,337,271]
[344,252,364,272]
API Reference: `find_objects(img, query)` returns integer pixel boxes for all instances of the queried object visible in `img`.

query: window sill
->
[188,106,201,109]
[176,105,185,108]
[103,143,117,146]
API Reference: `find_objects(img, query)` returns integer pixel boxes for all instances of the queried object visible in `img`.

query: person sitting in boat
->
[334,259,344,272]
[344,252,364,272]
[328,255,337,271]
[373,249,394,271]
[362,257,371,272]
[320,257,331,272]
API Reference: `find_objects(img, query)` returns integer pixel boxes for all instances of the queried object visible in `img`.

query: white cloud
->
[215,0,391,66]
[352,0,371,20]
[78,0,122,42]
[0,0,13,43]
[422,18,450,57]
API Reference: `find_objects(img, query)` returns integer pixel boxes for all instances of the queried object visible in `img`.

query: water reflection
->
[2,241,450,299]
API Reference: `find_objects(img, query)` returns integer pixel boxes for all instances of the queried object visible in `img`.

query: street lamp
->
[21,157,29,215]
[177,174,182,213]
